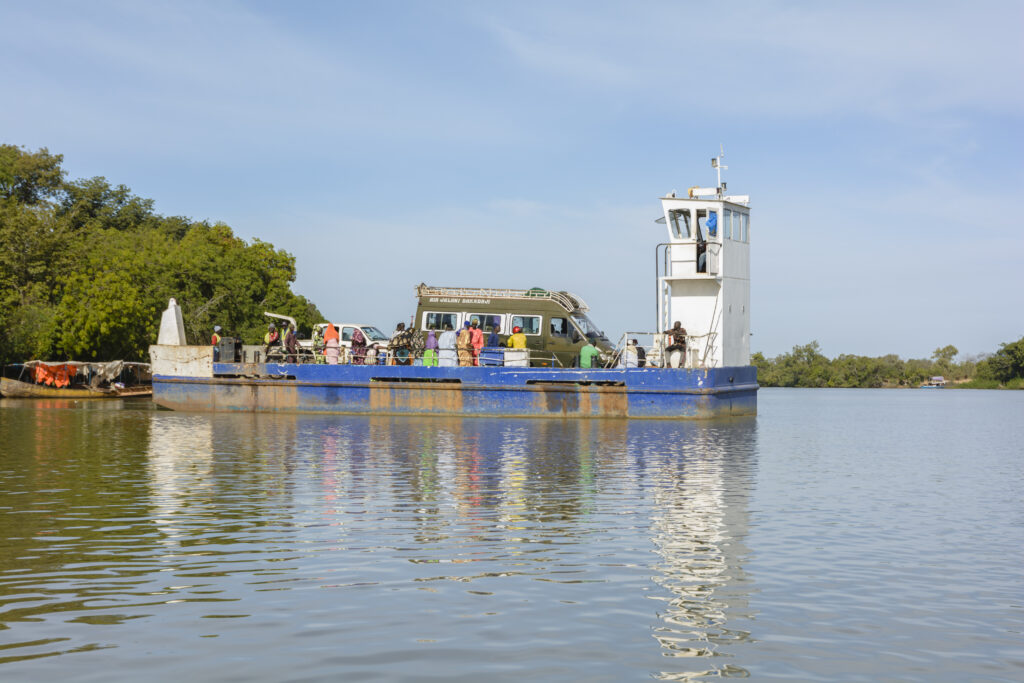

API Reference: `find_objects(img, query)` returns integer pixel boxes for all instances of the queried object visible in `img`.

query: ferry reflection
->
[144,412,756,676]
[293,415,755,679]
[146,413,214,545]
[145,411,303,545]
[639,420,757,680]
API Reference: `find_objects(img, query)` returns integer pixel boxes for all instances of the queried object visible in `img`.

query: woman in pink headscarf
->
[351,327,367,365]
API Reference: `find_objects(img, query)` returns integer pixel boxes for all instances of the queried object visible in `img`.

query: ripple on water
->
[0,393,1022,681]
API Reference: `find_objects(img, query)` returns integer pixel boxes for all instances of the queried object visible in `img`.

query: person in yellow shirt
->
[506,326,527,349]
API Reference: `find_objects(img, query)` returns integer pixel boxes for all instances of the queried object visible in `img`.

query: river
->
[1,389,1021,681]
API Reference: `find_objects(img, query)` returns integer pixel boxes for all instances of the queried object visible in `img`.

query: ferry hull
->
[151,355,757,419]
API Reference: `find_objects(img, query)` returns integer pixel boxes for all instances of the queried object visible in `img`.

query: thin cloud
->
[476,1,1024,120]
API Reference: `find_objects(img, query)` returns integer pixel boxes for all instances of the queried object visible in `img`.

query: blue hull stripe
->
[153,364,758,419]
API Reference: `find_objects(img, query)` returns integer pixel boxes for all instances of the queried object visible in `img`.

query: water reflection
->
[642,422,757,679]
[1,400,759,679]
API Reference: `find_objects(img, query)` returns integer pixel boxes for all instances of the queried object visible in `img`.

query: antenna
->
[711,144,727,192]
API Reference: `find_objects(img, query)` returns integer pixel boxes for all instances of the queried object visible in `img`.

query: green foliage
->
[0,145,65,205]
[975,337,1024,384]
[58,176,158,233]
[0,145,323,364]
[931,344,959,369]
[755,341,995,388]
[958,378,1002,389]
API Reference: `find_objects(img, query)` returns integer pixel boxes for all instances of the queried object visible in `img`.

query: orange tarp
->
[32,364,78,388]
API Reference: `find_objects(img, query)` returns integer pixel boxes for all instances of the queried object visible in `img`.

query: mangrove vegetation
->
[753,339,1024,389]
[0,144,322,364]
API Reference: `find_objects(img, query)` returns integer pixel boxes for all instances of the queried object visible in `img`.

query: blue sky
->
[3,1,1022,359]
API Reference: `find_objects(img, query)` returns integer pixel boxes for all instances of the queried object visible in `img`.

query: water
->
[0,390,1021,681]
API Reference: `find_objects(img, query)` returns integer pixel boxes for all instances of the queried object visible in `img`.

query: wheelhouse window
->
[423,312,459,331]
[697,209,718,239]
[724,209,733,240]
[511,315,541,335]
[469,313,502,332]
[668,209,691,239]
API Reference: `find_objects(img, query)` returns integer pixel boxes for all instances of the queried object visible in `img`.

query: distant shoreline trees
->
[0,144,322,364]
[753,339,1024,389]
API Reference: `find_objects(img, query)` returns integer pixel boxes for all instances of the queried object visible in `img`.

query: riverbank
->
[753,338,1024,389]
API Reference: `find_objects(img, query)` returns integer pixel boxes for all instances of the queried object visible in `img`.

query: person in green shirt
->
[579,340,601,369]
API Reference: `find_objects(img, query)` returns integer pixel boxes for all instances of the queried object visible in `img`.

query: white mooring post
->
[157,298,187,346]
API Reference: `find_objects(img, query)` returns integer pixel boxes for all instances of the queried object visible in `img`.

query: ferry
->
[149,155,758,418]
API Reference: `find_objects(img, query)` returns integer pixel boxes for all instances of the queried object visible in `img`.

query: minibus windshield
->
[571,314,606,340]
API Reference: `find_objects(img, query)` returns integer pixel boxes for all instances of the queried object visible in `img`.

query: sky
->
[3,0,1022,360]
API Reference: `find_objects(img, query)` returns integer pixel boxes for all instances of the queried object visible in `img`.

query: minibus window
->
[469,313,502,332]
[511,315,541,335]
[424,312,459,330]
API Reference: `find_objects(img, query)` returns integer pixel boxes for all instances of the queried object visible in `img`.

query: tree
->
[931,345,959,370]
[0,143,324,364]
[976,337,1024,383]
[0,145,65,205]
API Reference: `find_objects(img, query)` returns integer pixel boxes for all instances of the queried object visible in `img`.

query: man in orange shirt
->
[469,319,484,366]
[212,325,222,361]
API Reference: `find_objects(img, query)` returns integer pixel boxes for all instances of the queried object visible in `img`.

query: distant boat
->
[920,376,947,388]
[0,361,151,399]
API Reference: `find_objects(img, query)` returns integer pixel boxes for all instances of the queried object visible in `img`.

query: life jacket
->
[212,333,221,346]
[53,365,73,388]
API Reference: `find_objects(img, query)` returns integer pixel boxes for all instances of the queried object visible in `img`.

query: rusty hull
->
[153,363,757,419]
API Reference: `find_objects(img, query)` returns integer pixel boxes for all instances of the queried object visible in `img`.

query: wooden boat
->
[0,376,152,398]
[0,361,152,399]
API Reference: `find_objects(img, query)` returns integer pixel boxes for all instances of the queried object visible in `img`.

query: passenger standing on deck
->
[212,325,222,362]
[469,319,484,366]
[507,326,527,349]
[633,339,647,368]
[618,340,638,368]
[579,340,600,369]
[264,323,281,359]
[284,323,298,363]
[438,324,457,367]
[351,327,367,365]
[323,323,340,365]
[487,325,501,348]
[423,330,439,367]
[390,322,411,365]
[457,322,474,367]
